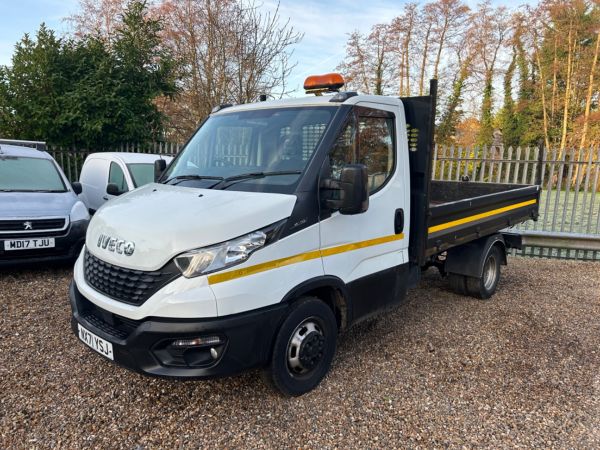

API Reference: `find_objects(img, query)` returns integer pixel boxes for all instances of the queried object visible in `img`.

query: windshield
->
[0,156,67,192]
[127,163,155,187]
[163,107,335,193]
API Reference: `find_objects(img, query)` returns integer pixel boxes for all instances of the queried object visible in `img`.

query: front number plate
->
[4,238,55,251]
[78,324,114,360]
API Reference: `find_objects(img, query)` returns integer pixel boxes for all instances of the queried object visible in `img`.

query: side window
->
[358,115,395,193]
[328,109,395,194]
[108,162,128,192]
[329,119,356,180]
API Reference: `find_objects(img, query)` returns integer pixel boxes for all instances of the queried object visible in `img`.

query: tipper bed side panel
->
[426,184,540,256]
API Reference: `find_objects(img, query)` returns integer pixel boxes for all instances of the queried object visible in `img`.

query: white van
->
[69,76,539,396]
[78,152,172,213]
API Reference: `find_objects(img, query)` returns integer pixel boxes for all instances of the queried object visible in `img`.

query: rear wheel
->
[465,245,502,299]
[264,297,337,396]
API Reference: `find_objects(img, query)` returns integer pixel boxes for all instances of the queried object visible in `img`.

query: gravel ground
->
[0,257,599,449]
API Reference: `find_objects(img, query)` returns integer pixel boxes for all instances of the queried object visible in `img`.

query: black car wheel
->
[264,297,337,396]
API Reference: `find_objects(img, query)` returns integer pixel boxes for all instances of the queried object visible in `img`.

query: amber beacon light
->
[304,73,345,95]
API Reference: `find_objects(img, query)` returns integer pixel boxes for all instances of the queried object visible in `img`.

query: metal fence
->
[432,145,600,261]
[48,142,181,182]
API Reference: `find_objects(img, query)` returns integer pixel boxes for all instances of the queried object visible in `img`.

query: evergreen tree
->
[0,1,177,148]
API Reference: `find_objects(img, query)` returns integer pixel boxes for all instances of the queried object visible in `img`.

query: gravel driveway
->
[0,258,599,449]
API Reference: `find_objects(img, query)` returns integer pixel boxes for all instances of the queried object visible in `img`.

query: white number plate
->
[78,324,114,360]
[4,238,55,251]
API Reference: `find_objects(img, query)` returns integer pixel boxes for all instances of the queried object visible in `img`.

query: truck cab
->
[70,76,539,395]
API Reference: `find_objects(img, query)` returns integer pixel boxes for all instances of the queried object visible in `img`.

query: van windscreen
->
[127,163,155,187]
[163,106,335,193]
[0,156,67,192]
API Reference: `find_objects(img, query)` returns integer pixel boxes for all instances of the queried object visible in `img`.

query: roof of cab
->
[0,144,53,159]
[213,93,403,115]
[86,152,172,164]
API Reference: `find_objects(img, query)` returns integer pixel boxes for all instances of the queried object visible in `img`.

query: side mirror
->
[106,183,123,196]
[154,159,167,181]
[321,164,369,215]
[71,182,82,195]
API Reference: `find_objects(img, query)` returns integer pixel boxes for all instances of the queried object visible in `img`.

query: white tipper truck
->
[70,75,540,395]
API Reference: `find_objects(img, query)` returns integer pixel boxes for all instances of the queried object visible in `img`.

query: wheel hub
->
[287,320,325,374]
[298,332,325,371]
[483,254,497,290]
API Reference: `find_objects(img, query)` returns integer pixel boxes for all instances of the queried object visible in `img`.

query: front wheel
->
[465,245,502,299]
[264,297,337,396]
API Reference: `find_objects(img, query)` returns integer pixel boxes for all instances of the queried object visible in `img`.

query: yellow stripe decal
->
[428,199,537,234]
[207,233,404,285]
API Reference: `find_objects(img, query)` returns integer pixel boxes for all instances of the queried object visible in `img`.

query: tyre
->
[448,273,467,295]
[264,297,337,396]
[465,245,502,299]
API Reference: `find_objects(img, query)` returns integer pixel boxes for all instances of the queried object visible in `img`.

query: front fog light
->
[172,336,223,347]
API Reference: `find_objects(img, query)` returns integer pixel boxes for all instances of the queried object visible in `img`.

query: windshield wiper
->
[164,174,225,186]
[213,171,302,190]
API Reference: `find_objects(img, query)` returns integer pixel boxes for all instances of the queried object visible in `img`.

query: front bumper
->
[0,220,88,266]
[69,281,289,378]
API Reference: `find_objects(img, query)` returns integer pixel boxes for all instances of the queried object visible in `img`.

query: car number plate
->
[78,324,114,360]
[3,238,55,251]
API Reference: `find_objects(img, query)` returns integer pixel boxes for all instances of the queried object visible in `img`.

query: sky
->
[0,0,533,95]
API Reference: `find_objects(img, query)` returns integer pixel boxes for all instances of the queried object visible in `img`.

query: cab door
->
[319,102,410,321]
[104,162,130,203]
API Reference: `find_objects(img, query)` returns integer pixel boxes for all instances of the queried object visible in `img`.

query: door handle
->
[102,196,109,201]
[394,208,404,234]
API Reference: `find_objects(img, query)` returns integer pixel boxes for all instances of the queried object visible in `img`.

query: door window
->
[358,115,395,192]
[108,162,128,192]
[328,108,395,194]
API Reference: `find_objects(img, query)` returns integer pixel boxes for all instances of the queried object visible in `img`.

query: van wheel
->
[448,273,467,295]
[466,246,502,299]
[264,297,337,396]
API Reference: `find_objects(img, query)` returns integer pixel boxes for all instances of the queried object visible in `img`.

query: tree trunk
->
[572,31,600,186]
[559,25,575,154]
[433,18,448,79]
[579,31,599,151]
[419,24,432,95]
[534,45,550,150]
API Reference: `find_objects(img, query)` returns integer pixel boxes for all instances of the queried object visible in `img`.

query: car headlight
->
[174,221,286,278]
[70,201,90,222]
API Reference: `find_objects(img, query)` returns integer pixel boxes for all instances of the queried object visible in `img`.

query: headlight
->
[70,201,90,222]
[174,230,269,278]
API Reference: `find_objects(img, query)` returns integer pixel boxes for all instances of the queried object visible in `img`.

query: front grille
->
[83,249,180,306]
[0,218,66,232]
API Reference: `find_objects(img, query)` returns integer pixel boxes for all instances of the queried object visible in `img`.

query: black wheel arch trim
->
[280,275,352,330]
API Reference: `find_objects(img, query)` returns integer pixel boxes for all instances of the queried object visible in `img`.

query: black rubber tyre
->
[264,297,337,397]
[448,273,467,295]
[465,245,502,299]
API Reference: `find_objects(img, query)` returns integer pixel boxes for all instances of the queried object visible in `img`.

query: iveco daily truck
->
[70,75,540,395]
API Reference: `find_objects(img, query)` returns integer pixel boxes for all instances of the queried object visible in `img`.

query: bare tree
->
[389,3,418,96]
[158,0,301,138]
[338,24,394,95]
[429,0,470,80]
[66,0,128,42]
[471,1,509,146]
